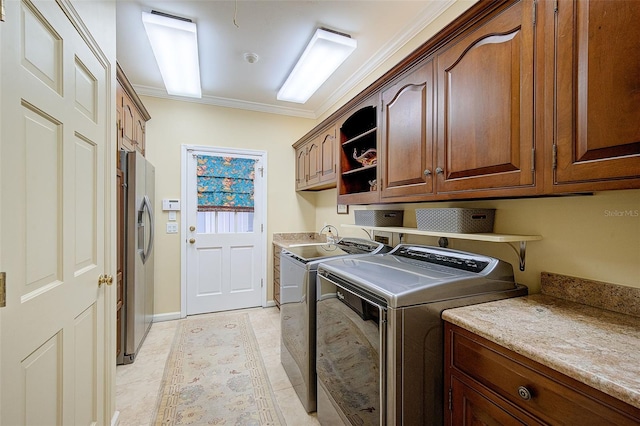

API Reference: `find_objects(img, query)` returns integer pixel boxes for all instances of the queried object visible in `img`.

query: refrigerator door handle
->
[138,195,154,264]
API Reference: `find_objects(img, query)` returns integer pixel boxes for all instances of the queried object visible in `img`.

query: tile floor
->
[115,306,320,426]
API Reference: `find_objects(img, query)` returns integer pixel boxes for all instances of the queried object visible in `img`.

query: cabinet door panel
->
[381,61,434,200]
[451,376,532,426]
[307,140,321,185]
[553,0,640,187]
[437,0,536,194]
[320,129,336,183]
[122,99,136,151]
[295,147,307,190]
[135,115,145,155]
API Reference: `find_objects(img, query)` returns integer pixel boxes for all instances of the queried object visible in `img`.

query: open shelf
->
[342,163,377,176]
[341,224,542,271]
[342,127,377,147]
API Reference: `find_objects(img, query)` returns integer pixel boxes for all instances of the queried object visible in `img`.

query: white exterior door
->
[0,0,109,424]
[184,147,266,315]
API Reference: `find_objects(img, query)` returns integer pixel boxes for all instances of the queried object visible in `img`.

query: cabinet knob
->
[423,169,431,176]
[435,167,444,175]
[517,386,532,401]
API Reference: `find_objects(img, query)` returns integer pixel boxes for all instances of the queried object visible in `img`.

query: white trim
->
[111,411,120,426]
[263,300,277,308]
[153,312,182,323]
[180,145,268,318]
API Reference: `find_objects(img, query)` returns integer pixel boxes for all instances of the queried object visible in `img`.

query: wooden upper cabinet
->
[436,0,539,197]
[116,63,150,156]
[380,59,434,201]
[550,0,640,191]
[294,124,337,191]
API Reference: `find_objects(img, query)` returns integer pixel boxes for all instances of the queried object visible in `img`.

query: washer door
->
[316,273,387,426]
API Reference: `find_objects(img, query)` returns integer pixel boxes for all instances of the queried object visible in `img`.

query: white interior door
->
[184,147,266,315]
[0,0,109,424]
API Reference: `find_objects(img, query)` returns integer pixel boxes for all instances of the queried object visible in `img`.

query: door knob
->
[189,238,196,244]
[98,274,114,287]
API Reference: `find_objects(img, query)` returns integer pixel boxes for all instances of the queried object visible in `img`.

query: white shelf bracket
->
[507,241,528,272]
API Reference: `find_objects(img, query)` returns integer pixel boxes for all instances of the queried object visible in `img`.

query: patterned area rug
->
[154,312,285,425]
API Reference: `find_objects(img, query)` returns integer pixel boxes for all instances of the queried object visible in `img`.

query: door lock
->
[189,226,196,231]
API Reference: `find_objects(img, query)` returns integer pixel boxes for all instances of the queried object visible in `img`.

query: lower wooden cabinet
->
[444,322,640,425]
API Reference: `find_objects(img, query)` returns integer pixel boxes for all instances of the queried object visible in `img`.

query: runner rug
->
[154,311,285,425]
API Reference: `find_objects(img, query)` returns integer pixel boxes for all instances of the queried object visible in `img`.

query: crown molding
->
[132,84,317,119]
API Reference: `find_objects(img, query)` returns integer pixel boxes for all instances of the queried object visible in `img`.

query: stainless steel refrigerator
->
[118,150,155,365]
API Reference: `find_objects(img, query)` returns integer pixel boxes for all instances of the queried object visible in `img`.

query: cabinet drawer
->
[449,325,640,425]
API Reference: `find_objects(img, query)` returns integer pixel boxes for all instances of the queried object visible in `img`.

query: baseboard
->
[264,300,276,308]
[153,312,181,322]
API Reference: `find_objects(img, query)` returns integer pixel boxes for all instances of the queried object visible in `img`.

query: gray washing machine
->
[279,238,391,413]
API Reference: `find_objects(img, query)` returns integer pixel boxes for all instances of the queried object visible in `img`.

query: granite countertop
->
[442,281,640,410]
[272,232,326,248]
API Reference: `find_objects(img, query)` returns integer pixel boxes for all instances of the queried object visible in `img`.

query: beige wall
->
[142,97,316,314]
[315,189,640,293]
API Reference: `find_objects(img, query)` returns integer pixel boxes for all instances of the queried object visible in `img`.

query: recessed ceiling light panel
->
[277,28,357,104]
[142,11,202,98]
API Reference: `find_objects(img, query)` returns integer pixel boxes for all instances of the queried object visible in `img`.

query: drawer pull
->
[517,386,532,401]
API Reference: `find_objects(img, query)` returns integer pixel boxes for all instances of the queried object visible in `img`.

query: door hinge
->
[552,144,557,170]
[1,0,5,22]
[261,278,264,288]
[259,166,264,177]
[448,388,452,411]
[532,0,537,25]
[0,272,6,307]
[261,223,264,232]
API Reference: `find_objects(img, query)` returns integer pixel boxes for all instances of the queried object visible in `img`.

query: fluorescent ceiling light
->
[277,28,357,104]
[142,11,202,98]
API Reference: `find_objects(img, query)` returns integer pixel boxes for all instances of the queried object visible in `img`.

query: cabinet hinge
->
[448,388,452,411]
[554,0,558,13]
[0,272,6,308]
[532,0,537,26]
[552,144,557,170]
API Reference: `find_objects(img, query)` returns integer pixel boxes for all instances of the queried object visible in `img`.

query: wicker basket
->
[354,210,404,227]
[415,208,495,233]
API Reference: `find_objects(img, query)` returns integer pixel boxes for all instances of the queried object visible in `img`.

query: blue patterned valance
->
[197,155,256,212]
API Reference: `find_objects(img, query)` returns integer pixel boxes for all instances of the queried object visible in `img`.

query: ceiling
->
[116,0,463,119]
